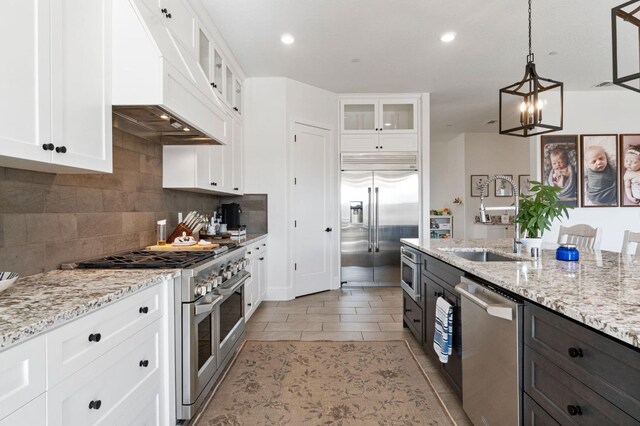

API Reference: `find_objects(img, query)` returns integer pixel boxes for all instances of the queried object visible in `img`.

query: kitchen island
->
[402,237,640,424]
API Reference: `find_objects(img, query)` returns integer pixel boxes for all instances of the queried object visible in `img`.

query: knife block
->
[167,223,194,244]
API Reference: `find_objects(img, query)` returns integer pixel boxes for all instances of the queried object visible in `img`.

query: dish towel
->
[433,296,453,363]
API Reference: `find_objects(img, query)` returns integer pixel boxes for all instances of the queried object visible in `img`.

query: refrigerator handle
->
[367,187,372,252]
[375,187,380,252]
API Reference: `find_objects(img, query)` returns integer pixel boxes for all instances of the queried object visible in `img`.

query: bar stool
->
[557,224,601,250]
[621,230,640,255]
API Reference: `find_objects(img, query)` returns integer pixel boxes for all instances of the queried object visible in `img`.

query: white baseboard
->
[264,288,293,301]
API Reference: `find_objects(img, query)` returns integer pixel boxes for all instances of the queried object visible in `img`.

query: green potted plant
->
[516,181,572,250]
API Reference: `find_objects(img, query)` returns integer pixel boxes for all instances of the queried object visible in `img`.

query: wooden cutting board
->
[145,243,220,251]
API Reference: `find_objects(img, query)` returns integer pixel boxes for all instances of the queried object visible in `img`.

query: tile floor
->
[246,285,472,425]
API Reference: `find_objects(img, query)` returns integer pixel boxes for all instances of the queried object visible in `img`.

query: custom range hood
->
[112,0,228,144]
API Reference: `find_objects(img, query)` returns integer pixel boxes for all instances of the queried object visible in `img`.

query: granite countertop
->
[401,237,640,349]
[0,269,180,351]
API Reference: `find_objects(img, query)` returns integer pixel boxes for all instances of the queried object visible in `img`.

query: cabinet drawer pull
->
[55,145,67,153]
[413,319,420,323]
[165,12,172,18]
[139,306,149,314]
[88,400,102,410]
[160,8,167,13]
[139,360,149,368]
[88,333,102,342]
[434,292,444,297]
[568,347,583,358]
[566,405,582,416]
[404,309,412,313]
[42,143,54,151]
[247,303,252,307]
[259,257,264,261]
[234,187,239,191]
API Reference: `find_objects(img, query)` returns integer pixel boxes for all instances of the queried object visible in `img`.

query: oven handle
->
[216,272,250,298]
[194,294,223,316]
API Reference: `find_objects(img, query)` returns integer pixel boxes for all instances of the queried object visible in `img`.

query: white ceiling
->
[202,0,628,141]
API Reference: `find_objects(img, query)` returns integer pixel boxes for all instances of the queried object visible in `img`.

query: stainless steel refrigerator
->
[341,171,419,285]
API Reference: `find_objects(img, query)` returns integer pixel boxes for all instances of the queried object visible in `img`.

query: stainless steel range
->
[76,245,249,421]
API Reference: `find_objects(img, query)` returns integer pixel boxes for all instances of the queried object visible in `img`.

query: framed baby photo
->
[518,175,531,195]
[495,175,514,197]
[579,134,619,208]
[470,175,489,197]
[541,135,579,207]
[620,134,640,207]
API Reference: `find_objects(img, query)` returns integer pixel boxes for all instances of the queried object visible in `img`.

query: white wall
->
[430,134,465,238]
[431,132,529,239]
[244,77,339,300]
[530,90,640,252]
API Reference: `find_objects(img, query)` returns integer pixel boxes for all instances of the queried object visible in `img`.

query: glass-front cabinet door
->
[198,29,210,79]
[212,49,223,96]
[379,100,417,133]
[225,66,233,105]
[341,101,377,133]
[234,79,242,115]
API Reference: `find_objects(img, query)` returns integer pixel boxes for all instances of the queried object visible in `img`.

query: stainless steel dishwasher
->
[456,277,523,426]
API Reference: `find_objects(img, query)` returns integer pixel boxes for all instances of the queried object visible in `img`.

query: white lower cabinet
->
[244,238,268,319]
[0,280,173,426]
[47,320,162,426]
[0,393,46,426]
[0,335,46,420]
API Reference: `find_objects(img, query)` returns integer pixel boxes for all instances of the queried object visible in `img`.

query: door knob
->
[325,227,332,232]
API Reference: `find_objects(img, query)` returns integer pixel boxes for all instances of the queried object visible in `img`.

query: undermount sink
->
[450,249,520,262]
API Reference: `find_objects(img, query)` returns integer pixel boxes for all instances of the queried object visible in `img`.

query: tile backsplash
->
[0,128,264,276]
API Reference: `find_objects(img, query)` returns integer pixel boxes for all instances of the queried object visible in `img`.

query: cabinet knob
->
[55,146,67,153]
[88,400,102,410]
[210,82,217,88]
[234,187,239,191]
[413,319,420,323]
[233,107,239,112]
[247,251,252,255]
[262,243,266,246]
[139,306,149,314]
[259,257,264,261]
[139,360,149,367]
[42,143,54,151]
[379,145,383,149]
[247,303,252,307]
[566,405,582,416]
[404,308,412,313]
[165,12,172,18]
[160,8,167,13]
[325,227,332,232]
[568,347,583,358]
[88,333,102,342]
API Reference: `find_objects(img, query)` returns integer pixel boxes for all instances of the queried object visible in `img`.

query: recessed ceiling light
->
[351,58,360,63]
[183,127,191,132]
[440,32,456,43]
[548,51,559,56]
[384,123,392,127]
[280,33,295,45]
[160,114,169,120]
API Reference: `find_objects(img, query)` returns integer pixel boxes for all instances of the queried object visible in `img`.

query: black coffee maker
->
[221,203,241,229]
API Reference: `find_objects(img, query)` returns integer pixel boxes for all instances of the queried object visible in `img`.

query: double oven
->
[178,248,249,420]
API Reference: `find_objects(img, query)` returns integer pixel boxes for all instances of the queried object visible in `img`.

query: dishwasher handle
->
[455,282,514,321]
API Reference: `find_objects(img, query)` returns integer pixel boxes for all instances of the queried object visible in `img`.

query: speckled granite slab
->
[0,269,180,351]
[402,238,640,349]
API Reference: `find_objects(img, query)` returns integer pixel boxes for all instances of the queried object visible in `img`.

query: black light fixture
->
[612,0,640,93]
[499,0,563,137]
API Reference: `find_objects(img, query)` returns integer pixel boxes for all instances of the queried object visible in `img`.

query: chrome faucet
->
[478,175,522,254]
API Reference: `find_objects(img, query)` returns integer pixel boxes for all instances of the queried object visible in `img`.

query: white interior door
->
[293,123,333,297]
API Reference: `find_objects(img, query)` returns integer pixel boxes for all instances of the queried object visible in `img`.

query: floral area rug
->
[195,340,455,426]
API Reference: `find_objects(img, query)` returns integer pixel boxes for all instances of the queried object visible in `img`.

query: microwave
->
[400,245,421,302]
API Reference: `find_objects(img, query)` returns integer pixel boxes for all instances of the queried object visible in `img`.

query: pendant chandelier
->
[612,0,640,93]
[499,0,563,137]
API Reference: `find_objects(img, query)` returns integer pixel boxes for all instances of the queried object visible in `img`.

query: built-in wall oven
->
[401,245,421,301]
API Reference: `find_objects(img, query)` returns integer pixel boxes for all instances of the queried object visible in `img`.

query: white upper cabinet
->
[340,97,418,152]
[212,48,224,97]
[0,0,112,174]
[162,0,196,55]
[341,99,417,134]
[231,117,243,192]
[234,79,242,115]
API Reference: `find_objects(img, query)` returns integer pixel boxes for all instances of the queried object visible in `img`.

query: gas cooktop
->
[75,247,232,269]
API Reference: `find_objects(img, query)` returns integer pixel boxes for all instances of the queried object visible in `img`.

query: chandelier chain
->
[528,0,532,57]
